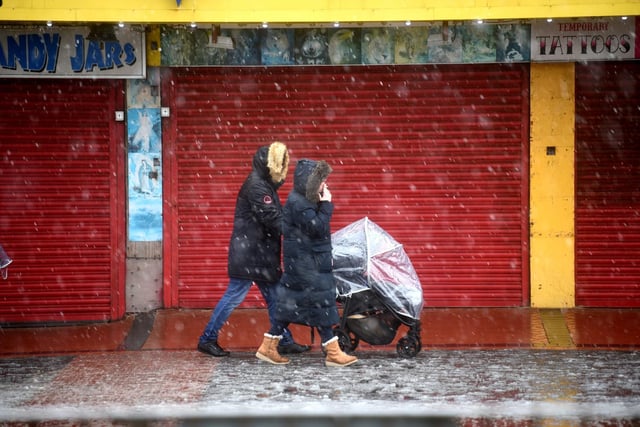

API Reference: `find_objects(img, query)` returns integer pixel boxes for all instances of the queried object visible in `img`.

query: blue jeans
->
[199,277,295,346]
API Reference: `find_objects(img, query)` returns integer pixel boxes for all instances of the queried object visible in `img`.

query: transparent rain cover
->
[332,217,424,320]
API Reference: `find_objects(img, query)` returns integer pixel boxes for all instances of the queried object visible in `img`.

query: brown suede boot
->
[256,333,290,365]
[323,337,358,367]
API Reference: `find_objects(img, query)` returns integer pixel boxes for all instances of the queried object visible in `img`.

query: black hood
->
[293,159,333,203]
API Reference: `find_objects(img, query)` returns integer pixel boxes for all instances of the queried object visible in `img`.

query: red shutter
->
[0,79,126,323]
[575,61,640,307]
[163,64,529,308]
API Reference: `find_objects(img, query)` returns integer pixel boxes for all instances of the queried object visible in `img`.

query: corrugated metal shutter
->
[0,79,126,323]
[163,64,529,308]
[575,62,640,307]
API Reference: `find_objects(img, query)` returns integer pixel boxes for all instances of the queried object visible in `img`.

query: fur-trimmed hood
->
[293,159,333,203]
[253,141,289,186]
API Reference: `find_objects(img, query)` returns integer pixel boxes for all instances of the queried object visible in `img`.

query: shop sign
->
[531,17,636,61]
[0,25,145,78]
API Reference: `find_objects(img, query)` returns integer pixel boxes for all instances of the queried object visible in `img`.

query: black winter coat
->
[274,159,340,328]
[227,146,286,283]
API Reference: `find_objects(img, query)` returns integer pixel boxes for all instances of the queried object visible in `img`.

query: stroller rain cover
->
[332,217,424,320]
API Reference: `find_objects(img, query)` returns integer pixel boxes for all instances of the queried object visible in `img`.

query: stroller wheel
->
[333,327,359,353]
[396,335,421,358]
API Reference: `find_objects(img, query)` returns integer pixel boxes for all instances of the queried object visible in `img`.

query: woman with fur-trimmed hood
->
[227,143,288,281]
[198,142,309,358]
[255,159,358,367]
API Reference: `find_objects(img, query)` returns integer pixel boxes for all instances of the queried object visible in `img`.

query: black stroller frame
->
[334,287,422,358]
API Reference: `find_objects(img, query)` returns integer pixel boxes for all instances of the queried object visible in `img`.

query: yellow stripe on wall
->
[0,0,638,23]
[529,62,575,308]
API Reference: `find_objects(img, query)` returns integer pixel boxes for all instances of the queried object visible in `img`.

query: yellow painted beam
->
[1,0,638,24]
[146,25,161,67]
[529,62,576,308]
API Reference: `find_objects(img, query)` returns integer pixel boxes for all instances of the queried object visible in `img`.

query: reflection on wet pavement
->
[0,350,638,425]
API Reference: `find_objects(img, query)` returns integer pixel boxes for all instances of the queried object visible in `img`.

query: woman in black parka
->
[198,142,308,358]
[255,158,358,367]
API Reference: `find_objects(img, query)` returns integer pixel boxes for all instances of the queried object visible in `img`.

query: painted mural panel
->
[461,23,530,63]
[294,29,330,64]
[327,29,362,64]
[126,69,163,242]
[159,17,637,67]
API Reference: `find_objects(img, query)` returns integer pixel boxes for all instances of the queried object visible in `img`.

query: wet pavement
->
[1,349,639,425]
[0,308,639,425]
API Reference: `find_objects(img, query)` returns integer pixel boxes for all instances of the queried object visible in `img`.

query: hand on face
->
[319,182,332,202]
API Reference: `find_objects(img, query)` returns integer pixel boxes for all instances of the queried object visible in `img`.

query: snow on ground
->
[0,350,639,423]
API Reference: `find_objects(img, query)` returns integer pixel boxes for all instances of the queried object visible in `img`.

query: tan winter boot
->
[256,333,290,365]
[323,336,358,367]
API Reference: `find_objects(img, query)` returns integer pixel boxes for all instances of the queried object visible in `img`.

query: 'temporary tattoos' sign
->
[0,25,145,78]
[531,18,636,61]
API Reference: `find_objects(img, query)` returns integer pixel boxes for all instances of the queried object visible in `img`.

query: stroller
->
[331,217,424,358]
